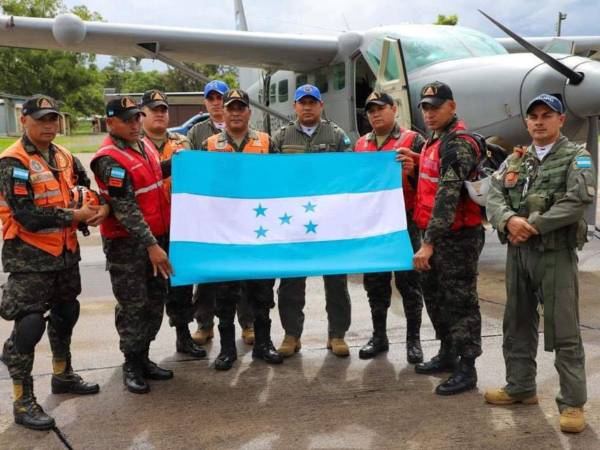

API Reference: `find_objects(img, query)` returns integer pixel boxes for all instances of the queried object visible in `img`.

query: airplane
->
[1,1,599,220]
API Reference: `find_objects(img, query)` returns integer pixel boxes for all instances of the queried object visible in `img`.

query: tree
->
[0,0,105,125]
[163,63,239,92]
[435,14,458,26]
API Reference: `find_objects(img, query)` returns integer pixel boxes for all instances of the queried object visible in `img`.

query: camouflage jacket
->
[187,118,221,150]
[0,134,90,272]
[271,119,352,153]
[91,134,161,249]
[422,116,480,244]
[143,130,190,178]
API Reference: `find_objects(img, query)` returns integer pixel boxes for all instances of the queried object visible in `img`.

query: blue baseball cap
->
[295,84,321,102]
[204,80,229,98]
[526,94,565,114]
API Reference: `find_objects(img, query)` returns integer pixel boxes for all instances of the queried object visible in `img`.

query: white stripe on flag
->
[171,188,406,245]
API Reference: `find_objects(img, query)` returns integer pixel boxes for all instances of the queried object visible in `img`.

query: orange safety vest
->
[92,136,170,239]
[0,139,78,256]
[158,135,188,201]
[355,128,420,211]
[206,131,270,154]
[413,120,482,231]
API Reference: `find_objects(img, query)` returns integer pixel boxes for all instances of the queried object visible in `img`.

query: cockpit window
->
[365,26,508,75]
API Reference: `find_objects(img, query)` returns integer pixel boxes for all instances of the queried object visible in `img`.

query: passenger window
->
[269,84,277,104]
[278,79,289,102]
[296,74,308,87]
[333,63,345,90]
[315,71,329,94]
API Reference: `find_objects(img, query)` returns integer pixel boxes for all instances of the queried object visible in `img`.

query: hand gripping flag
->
[169,151,414,285]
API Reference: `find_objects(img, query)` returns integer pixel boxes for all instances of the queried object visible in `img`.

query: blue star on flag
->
[279,213,292,224]
[255,226,268,238]
[302,201,316,213]
[304,221,318,234]
[253,203,268,217]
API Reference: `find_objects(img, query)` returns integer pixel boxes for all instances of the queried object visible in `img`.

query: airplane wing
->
[497,36,600,60]
[0,14,354,71]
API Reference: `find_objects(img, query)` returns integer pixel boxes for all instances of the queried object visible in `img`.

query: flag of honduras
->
[169,151,414,286]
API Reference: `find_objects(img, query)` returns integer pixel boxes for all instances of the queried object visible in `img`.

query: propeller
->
[479,10,584,85]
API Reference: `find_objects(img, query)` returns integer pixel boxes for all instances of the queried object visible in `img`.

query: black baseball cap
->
[365,91,394,110]
[418,81,454,107]
[106,96,145,120]
[140,90,169,109]
[22,94,61,119]
[223,89,250,107]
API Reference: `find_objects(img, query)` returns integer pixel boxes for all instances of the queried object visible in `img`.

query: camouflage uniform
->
[486,135,594,411]
[360,126,426,334]
[187,118,221,150]
[146,131,195,328]
[271,119,353,339]
[0,135,92,380]
[418,116,484,360]
[91,134,169,356]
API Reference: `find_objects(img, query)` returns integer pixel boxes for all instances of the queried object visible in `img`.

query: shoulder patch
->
[575,156,593,169]
[110,167,126,179]
[443,166,461,182]
[343,135,351,146]
[12,167,29,181]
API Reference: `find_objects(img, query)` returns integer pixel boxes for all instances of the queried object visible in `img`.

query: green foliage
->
[435,14,458,26]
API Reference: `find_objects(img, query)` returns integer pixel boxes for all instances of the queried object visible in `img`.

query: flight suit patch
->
[575,156,592,169]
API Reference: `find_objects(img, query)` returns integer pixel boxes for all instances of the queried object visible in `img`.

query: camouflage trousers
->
[363,215,423,332]
[104,237,168,356]
[194,282,254,330]
[1,264,81,380]
[278,275,351,339]
[420,226,484,359]
[214,279,275,325]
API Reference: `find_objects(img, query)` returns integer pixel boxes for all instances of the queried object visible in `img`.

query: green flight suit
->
[486,135,595,411]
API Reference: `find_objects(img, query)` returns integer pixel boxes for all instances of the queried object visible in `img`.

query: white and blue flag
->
[169,151,414,286]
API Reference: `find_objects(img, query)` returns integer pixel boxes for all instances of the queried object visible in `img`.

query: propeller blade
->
[479,10,584,85]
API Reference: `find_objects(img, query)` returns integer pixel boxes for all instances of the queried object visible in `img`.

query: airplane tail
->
[233,0,260,90]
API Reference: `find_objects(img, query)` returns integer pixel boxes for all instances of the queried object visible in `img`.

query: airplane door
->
[375,38,412,130]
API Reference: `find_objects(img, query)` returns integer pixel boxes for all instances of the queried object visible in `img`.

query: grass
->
[0,133,103,153]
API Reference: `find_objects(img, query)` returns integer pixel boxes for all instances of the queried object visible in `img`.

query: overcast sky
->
[62,0,598,69]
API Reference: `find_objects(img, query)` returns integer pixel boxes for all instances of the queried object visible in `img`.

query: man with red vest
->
[139,89,206,359]
[0,95,108,430]
[91,96,174,394]
[202,89,283,370]
[354,91,426,363]
[412,82,484,396]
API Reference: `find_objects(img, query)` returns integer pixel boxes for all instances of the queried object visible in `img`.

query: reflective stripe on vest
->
[354,128,419,210]
[92,136,170,239]
[0,139,78,256]
[413,120,482,231]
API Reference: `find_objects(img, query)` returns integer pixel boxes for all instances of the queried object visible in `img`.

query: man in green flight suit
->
[485,94,595,434]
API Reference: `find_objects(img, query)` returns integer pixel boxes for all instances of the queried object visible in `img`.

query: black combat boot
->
[252,318,283,364]
[51,355,100,395]
[215,325,237,371]
[435,357,477,395]
[359,309,389,359]
[406,316,423,364]
[123,353,150,394]
[175,325,207,358]
[13,377,55,430]
[414,340,458,374]
[141,350,174,380]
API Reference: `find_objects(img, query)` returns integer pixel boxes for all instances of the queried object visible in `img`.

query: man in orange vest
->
[412,82,484,396]
[0,95,108,430]
[354,91,426,363]
[140,89,206,359]
[202,89,283,370]
[91,96,174,394]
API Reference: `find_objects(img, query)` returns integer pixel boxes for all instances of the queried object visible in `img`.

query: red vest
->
[413,120,482,231]
[92,136,170,239]
[355,128,420,211]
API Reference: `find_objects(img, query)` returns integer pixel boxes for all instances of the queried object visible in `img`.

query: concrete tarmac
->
[0,229,599,449]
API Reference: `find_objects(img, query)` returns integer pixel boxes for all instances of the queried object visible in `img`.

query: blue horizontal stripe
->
[170,231,414,286]
[172,151,401,199]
